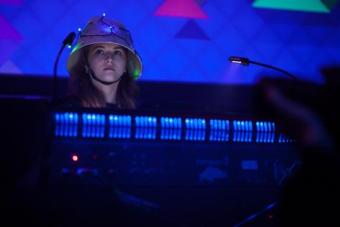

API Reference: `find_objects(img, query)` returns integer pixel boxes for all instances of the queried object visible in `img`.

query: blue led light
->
[233,131,253,143]
[82,113,105,138]
[185,118,206,141]
[108,115,131,139]
[233,120,253,142]
[255,121,275,143]
[53,111,291,145]
[160,117,182,128]
[278,133,294,143]
[160,117,182,140]
[135,116,157,139]
[54,112,78,137]
[233,120,253,131]
[209,119,230,142]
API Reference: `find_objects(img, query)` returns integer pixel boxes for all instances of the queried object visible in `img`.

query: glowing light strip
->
[53,112,293,144]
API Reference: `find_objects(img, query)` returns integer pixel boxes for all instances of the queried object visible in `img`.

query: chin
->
[102,74,120,82]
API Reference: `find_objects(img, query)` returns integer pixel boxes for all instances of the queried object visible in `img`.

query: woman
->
[65,15,142,109]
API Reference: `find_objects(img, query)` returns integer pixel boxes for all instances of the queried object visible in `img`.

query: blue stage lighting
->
[185,118,206,141]
[54,112,78,137]
[53,110,295,144]
[135,116,157,139]
[108,115,131,139]
[82,113,105,138]
[209,119,230,142]
[255,121,275,143]
[233,120,253,142]
[160,117,182,140]
[278,133,294,143]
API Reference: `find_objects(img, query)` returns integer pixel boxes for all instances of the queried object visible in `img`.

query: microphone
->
[63,32,76,47]
[229,56,298,80]
[52,32,76,103]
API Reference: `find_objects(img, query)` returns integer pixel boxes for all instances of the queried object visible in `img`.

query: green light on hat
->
[132,68,140,79]
[252,0,338,13]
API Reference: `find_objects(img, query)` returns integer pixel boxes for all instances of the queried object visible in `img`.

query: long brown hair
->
[67,46,138,109]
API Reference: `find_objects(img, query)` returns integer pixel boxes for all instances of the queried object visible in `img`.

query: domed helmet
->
[67,14,142,79]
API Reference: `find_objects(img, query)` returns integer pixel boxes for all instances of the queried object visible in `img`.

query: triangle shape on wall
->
[155,0,208,19]
[175,20,209,40]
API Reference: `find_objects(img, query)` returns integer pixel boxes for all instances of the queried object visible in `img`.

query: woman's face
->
[87,43,127,83]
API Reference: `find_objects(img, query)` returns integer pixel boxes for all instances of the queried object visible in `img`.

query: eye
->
[113,50,123,56]
[93,48,104,55]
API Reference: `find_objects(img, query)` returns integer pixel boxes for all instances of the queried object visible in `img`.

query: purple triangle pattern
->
[175,20,210,40]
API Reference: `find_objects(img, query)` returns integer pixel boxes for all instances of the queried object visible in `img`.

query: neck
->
[94,81,120,104]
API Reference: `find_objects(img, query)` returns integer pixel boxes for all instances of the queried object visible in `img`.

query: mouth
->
[104,67,115,71]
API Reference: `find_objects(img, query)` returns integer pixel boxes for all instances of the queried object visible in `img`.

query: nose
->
[105,53,114,63]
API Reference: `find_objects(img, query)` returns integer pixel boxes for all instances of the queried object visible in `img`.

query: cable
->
[52,32,76,103]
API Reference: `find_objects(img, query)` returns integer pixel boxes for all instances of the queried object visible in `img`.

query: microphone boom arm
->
[52,32,76,103]
[249,60,298,80]
[229,56,298,80]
